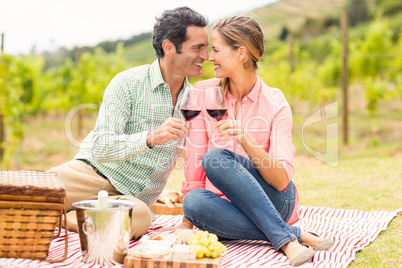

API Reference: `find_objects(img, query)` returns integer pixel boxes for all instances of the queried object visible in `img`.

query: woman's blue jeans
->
[183,149,301,251]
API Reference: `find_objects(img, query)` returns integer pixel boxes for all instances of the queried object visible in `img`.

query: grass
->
[7,86,402,267]
[295,155,402,267]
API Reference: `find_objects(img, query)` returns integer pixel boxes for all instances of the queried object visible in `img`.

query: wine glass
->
[205,87,228,121]
[176,86,203,149]
[205,86,229,148]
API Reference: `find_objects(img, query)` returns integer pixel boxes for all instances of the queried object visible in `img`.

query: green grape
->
[196,250,204,259]
[191,239,201,245]
[202,246,209,254]
[209,234,218,242]
[202,239,210,247]
[211,250,219,258]
[196,231,204,239]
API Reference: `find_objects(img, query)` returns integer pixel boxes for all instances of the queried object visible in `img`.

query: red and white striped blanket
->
[1,207,399,268]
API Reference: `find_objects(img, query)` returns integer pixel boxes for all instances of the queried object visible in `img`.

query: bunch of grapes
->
[188,231,227,259]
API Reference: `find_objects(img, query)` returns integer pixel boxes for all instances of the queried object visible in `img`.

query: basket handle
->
[45,209,68,263]
[52,210,63,239]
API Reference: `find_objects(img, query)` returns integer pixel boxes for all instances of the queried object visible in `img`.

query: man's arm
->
[146,118,190,148]
[91,73,190,162]
[91,73,151,162]
[180,216,194,229]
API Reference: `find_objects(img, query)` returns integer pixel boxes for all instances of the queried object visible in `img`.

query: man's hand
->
[173,228,197,244]
[173,216,195,244]
[147,118,190,147]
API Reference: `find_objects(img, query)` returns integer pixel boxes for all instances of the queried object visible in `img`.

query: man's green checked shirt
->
[75,59,187,208]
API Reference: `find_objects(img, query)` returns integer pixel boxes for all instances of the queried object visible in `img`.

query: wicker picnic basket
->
[0,169,67,262]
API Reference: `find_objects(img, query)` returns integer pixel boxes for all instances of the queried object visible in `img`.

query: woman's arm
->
[242,135,289,191]
[216,105,295,191]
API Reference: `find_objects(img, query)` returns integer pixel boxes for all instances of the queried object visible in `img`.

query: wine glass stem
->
[177,131,186,150]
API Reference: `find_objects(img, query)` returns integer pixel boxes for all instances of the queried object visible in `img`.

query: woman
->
[177,16,333,266]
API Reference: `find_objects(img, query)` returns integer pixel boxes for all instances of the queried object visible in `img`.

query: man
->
[51,6,209,239]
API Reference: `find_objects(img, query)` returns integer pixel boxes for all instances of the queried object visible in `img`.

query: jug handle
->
[83,217,95,235]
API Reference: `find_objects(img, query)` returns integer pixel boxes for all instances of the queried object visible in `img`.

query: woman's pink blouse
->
[183,77,299,225]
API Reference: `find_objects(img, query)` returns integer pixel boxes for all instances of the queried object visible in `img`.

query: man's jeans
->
[183,149,301,251]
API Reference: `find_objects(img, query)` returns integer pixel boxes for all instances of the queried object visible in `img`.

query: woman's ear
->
[238,46,248,62]
[162,40,176,56]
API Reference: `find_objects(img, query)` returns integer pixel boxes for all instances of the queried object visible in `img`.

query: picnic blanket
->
[1,207,399,268]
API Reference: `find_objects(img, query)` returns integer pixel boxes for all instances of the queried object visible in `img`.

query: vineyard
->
[0,3,402,169]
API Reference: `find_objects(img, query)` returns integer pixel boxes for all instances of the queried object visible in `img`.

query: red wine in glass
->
[206,109,227,121]
[205,87,228,121]
[180,109,201,122]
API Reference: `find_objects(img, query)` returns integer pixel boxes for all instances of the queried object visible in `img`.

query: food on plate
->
[171,244,196,260]
[139,233,179,247]
[130,240,171,258]
[129,230,225,261]
[157,189,184,207]
[188,231,227,258]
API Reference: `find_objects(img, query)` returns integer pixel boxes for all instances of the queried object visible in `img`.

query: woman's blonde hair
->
[213,16,264,95]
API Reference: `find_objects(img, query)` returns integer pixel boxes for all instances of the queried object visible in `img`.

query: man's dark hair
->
[152,6,208,58]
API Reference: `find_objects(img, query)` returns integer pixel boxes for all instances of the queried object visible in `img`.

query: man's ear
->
[162,40,176,55]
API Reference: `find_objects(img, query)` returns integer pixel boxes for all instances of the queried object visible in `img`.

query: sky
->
[0,0,277,55]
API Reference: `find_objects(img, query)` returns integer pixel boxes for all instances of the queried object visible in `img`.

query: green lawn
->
[295,155,401,267]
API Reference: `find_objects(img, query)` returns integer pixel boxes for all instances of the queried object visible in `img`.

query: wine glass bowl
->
[205,87,228,121]
[175,86,203,149]
[181,109,201,122]
[179,87,203,122]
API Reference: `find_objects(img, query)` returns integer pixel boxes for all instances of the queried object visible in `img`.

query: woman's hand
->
[216,119,288,191]
[216,119,252,146]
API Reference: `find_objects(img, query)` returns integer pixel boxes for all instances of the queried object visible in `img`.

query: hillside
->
[122,0,354,65]
[39,0,401,68]
[241,0,349,38]
[40,0,363,68]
